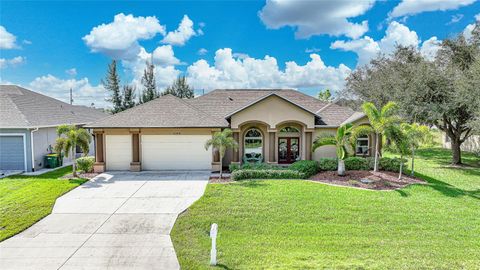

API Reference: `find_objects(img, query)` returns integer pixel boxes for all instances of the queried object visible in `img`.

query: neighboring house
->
[0,85,107,172]
[87,89,377,172]
[443,133,480,154]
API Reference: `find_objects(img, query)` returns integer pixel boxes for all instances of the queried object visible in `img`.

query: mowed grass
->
[171,148,480,269]
[0,166,86,241]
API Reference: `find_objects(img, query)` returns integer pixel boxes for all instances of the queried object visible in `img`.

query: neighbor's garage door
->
[141,135,211,170]
[0,135,25,170]
[105,135,132,170]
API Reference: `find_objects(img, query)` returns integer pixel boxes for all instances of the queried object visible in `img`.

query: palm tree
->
[205,129,238,179]
[401,123,431,176]
[360,102,401,172]
[386,125,409,179]
[54,125,91,177]
[312,124,355,176]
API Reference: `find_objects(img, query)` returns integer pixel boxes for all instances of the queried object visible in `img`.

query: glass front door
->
[278,137,300,164]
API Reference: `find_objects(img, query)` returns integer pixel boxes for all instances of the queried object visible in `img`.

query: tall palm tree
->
[312,124,355,176]
[360,102,401,172]
[54,125,91,177]
[205,129,238,179]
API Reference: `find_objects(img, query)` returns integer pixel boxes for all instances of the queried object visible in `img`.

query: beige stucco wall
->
[230,95,315,129]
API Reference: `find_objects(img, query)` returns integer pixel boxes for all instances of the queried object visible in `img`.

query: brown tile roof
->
[87,89,358,128]
[0,85,107,128]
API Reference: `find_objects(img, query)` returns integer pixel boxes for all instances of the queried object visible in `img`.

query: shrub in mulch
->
[309,170,425,190]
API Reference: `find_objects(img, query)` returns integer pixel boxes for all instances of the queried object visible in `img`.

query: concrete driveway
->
[0,171,210,270]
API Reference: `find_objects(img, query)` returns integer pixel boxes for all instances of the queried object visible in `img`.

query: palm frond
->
[56,124,72,136]
[361,102,380,124]
[380,101,398,118]
[312,136,336,151]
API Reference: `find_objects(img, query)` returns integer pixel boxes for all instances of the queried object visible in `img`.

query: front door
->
[278,137,299,164]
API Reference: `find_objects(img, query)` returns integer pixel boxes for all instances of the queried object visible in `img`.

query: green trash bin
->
[44,154,59,168]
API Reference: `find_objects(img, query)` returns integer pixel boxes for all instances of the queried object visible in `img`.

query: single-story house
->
[87,89,377,172]
[0,85,107,172]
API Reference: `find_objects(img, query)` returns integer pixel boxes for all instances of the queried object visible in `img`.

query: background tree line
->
[102,60,194,114]
[343,22,480,165]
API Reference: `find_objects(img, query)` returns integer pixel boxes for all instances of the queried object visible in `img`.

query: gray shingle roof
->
[0,85,107,128]
[86,89,358,128]
[87,94,227,128]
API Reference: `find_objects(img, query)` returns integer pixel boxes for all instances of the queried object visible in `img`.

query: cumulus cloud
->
[83,13,166,60]
[152,45,181,66]
[420,37,442,61]
[0,56,26,69]
[463,14,480,40]
[331,21,421,66]
[29,74,107,107]
[162,15,198,46]
[186,48,351,92]
[390,0,476,18]
[0,26,18,49]
[259,0,375,39]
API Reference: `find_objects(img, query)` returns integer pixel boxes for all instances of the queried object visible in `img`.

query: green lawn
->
[0,166,86,241]
[171,148,480,269]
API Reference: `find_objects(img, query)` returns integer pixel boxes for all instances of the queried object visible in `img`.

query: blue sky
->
[1,0,479,107]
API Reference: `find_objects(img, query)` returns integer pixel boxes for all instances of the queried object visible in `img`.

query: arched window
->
[356,135,369,155]
[244,128,263,155]
[279,126,300,133]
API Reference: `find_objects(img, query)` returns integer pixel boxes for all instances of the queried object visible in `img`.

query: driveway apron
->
[0,171,209,270]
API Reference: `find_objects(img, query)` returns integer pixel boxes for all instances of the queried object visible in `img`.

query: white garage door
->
[141,135,211,170]
[106,135,132,171]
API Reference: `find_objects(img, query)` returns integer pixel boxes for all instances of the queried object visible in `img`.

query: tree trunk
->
[451,138,462,165]
[338,159,346,176]
[398,153,403,180]
[374,133,380,172]
[72,146,77,177]
[411,147,415,177]
[219,154,223,179]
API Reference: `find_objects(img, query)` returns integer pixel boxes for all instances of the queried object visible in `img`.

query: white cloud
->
[83,13,166,60]
[259,0,375,39]
[463,14,480,40]
[65,68,77,76]
[186,48,350,92]
[162,15,198,46]
[0,56,26,69]
[22,39,32,45]
[29,74,107,107]
[197,48,208,55]
[447,14,464,25]
[420,37,441,61]
[0,26,18,49]
[152,45,180,66]
[331,21,419,66]
[390,0,475,18]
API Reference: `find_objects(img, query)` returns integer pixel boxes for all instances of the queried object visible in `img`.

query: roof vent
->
[228,97,233,101]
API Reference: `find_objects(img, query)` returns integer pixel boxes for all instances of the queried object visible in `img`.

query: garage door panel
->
[106,135,132,171]
[141,135,211,170]
[0,136,25,170]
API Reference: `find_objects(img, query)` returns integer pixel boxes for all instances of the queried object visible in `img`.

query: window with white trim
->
[356,135,369,155]
[244,128,263,155]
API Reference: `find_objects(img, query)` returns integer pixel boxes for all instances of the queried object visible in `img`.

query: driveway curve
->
[0,171,209,270]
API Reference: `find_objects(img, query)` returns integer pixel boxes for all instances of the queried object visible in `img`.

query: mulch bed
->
[61,172,99,180]
[309,170,425,190]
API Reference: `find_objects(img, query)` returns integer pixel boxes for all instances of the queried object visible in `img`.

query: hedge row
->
[231,169,305,181]
[317,157,407,172]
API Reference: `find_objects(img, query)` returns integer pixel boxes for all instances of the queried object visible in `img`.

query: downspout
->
[30,128,39,172]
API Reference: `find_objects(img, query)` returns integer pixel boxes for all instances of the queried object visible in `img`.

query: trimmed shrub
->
[289,160,319,178]
[76,156,95,173]
[241,162,283,170]
[379,157,407,172]
[231,169,304,181]
[229,163,240,172]
[318,158,337,171]
[344,157,369,170]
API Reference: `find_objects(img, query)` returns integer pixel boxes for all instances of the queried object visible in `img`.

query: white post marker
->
[210,223,218,266]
